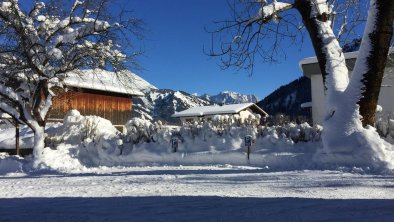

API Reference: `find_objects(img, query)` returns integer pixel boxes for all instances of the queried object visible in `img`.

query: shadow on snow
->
[1,196,394,222]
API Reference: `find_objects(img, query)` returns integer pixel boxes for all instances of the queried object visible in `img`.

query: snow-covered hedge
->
[376,111,394,143]
[120,117,322,157]
[124,118,164,144]
[38,111,323,170]
[4,110,394,172]
[172,119,321,145]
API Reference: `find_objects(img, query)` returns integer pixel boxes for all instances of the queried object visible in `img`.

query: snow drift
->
[1,109,393,173]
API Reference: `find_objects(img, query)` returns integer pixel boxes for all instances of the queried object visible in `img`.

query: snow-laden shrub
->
[158,117,322,154]
[376,111,394,142]
[125,116,321,151]
[43,110,124,169]
[179,113,261,138]
[46,110,121,146]
[259,123,322,143]
[0,153,25,174]
[125,118,163,144]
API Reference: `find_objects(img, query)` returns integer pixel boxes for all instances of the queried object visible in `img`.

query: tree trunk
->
[296,0,349,117]
[15,118,20,156]
[32,124,45,165]
[296,0,330,90]
[356,0,394,127]
[295,0,392,168]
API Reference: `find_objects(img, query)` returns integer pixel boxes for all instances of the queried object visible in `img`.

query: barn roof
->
[63,69,145,96]
[172,103,268,118]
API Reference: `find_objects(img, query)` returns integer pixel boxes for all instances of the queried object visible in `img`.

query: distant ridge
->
[257,76,312,122]
[200,91,258,105]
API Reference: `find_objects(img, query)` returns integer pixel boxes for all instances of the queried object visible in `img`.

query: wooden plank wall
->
[49,89,132,125]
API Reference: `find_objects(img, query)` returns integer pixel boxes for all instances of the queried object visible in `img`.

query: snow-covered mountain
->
[133,89,212,124]
[200,91,258,104]
[131,74,259,124]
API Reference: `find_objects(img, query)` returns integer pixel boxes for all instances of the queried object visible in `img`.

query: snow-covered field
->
[1,111,393,221]
[1,165,394,222]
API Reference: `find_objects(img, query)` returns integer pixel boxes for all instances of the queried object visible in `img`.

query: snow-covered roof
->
[300,102,312,108]
[299,47,394,79]
[172,103,268,118]
[0,112,11,119]
[299,47,394,68]
[63,69,147,96]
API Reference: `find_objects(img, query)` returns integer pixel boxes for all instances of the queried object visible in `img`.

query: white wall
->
[310,74,326,125]
[378,67,394,117]
[310,67,394,125]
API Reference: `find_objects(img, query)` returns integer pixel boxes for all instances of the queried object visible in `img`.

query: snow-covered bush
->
[0,119,13,130]
[36,111,321,170]
[265,114,290,126]
[125,118,163,144]
[258,123,322,143]
[376,111,394,142]
[42,110,124,169]
[0,153,25,174]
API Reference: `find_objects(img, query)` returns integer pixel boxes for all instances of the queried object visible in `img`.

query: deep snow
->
[0,110,393,221]
[1,166,394,222]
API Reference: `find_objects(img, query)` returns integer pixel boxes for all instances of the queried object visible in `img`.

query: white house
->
[300,49,394,125]
[172,103,268,124]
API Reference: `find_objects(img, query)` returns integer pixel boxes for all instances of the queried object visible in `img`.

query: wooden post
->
[15,118,20,156]
[247,145,250,160]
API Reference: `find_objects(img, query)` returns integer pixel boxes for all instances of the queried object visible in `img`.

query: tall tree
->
[210,0,394,168]
[0,0,142,163]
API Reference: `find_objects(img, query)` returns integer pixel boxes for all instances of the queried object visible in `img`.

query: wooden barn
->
[48,69,144,127]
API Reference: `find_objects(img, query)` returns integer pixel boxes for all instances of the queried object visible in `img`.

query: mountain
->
[131,75,259,124]
[257,77,312,122]
[133,89,212,124]
[200,91,258,104]
[133,89,259,124]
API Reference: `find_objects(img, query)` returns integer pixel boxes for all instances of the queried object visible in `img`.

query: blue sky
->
[127,0,316,100]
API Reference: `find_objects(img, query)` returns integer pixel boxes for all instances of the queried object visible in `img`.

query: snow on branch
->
[247,0,293,26]
[0,84,21,103]
[207,0,301,72]
[0,0,142,131]
[0,85,23,121]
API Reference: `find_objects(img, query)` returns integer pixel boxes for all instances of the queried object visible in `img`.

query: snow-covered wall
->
[306,62,394,125]
[378,67,394,116]
[310,74,326,125]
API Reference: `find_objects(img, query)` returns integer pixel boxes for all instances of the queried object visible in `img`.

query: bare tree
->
[0,0,142,161]
[210,0,394,167]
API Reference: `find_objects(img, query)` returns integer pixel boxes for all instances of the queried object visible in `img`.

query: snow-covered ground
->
[0,111,393,221]
[1,165,394,222]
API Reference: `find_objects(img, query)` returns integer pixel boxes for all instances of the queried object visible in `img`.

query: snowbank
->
[38,111,324,171]
[0,110,393,173]
[0,153,25,174]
